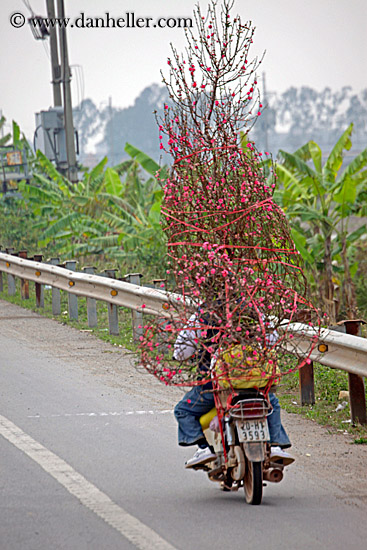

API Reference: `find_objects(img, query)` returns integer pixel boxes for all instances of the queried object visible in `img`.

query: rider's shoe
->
[185,447,217,469]
[270,446,295,466]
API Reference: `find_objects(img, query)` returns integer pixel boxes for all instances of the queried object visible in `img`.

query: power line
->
[22,0,35,16]
[70,65,85,109]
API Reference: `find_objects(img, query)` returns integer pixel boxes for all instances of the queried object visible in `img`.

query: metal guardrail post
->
[64,260,78,320]
[49,258,61,315]
[153,279,166,290]
[33,254,44,308]
[82,266,98,328]
[103,269,119,336]
[343,320,367,425]
[5,248,16,296]
[152,278,170,354]
[296,310,315,405]
[0,252,176,318]
[18,251,30,299]
[124,273,143,341]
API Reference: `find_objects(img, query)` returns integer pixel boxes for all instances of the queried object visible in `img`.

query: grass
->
[1,274,367,440]
[277,364,367,440]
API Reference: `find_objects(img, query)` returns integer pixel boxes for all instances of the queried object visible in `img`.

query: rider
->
[173,307,294,468]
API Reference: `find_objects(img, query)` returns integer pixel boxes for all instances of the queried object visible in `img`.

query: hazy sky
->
[1,0,366,137]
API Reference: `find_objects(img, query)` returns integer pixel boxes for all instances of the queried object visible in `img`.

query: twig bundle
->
[140,1,320,388]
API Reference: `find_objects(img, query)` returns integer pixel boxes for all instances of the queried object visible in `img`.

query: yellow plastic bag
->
[199,407,217,430]
[215,344,279,389]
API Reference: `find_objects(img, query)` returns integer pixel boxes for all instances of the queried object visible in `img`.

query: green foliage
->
[0,117,43,251]
[0,116,11,147]
[276,125,367,320]
[0,117,35,193]
[20,144,168,277]
[0,193,43,251]
[124,143,161,176]
[278,364,367,437]
[354,240,367,320]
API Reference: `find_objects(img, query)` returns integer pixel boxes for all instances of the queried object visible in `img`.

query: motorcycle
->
[195,388,285,505]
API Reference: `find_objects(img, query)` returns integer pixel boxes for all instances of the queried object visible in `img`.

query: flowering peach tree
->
[140,0,320,390]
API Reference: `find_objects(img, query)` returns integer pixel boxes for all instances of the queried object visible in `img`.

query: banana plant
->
[0,116,11,147]
[99,143,167,273]
[20,145,167,275]
[275,123,367,321]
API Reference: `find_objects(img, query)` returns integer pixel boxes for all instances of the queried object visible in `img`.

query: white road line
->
[0,414,177,550]
[27,410,174,419]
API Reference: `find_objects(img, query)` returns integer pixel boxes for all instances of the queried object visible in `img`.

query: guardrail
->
[0,251,181,315]
[279,320,367,424]
[0,250,189,339]
[280,322,367,379]
[0,249,366,425]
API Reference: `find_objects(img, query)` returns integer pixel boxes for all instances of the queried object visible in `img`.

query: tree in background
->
[72,85,367,165]
[270,87,367,152]
[73,98,102,160]
[73,85,169,167]
[103,85,169,165]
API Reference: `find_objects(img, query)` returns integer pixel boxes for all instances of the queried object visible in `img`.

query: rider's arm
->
[172,313,201,361]
[265,323,279,346]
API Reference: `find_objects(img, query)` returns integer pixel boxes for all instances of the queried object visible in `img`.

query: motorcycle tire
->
[244,460,263,505]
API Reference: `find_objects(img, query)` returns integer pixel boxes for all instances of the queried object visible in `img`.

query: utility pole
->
[46,0,62,107]
[28,0,78,180]
[56,0,78,182]
[0,110,4,138]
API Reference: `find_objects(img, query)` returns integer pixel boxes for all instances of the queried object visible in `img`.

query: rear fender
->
[243,442,265,462]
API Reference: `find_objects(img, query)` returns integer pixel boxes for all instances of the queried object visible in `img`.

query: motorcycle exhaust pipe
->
[263,469,283,483]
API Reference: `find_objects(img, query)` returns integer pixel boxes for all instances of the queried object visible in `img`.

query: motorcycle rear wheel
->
[244,460,263,505]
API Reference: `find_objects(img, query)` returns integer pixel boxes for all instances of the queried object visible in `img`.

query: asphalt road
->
[1,300,367,550]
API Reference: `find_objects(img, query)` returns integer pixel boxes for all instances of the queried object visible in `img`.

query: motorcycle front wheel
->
[244,460,263,505]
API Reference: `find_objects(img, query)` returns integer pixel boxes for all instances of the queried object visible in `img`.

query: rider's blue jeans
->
[174,384,291,449]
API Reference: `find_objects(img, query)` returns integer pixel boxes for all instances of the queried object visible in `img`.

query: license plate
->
[236,419,270,442]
